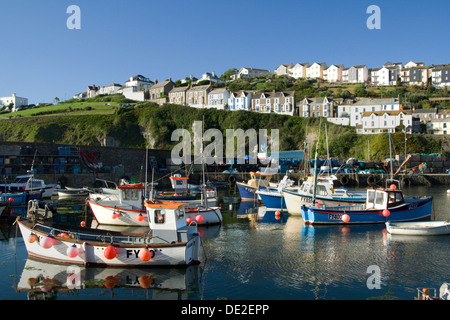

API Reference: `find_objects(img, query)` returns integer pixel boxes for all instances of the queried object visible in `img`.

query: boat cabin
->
[117,184,145,209]
[246,171,273,188]
[169,174,188,193]
[366,188,404,210]
[144,201,195,242]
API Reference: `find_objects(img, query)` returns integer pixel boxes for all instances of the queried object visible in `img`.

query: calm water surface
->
[0,185,448,300]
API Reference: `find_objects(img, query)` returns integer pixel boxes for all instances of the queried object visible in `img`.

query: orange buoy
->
[112,212,120,219]
[104,245,117,259]
[137,213,145,222]
[28,233,38,243]
[195,215,204,223]
[342,214,350,223]
[390,184,397,190]
[58,233,69,238]
[138,248,153,262]
[382,209,390,217]
[80,221,86,227]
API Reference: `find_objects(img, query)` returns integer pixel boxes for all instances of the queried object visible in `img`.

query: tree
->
[54,97,60,104]
[354,85,368,97]
[220,68,238,81]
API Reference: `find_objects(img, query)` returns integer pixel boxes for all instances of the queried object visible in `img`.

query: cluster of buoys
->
[186,215,204,224]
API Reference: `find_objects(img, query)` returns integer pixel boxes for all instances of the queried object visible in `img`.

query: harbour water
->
[0,185,448,301]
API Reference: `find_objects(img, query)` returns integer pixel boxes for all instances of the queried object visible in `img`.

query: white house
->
[121,86,146,101]
[274,63,293,76]
[289,63,309,79]
[358,110,416,134]
[233,67,271,80]
[337,98,401,127]
[324,64,343,82]
[371,66,393,86]
[196,72,222,84]
[428,118,450,135]
[207,88,229,110]
[306,62,327,79]
[125,75,154,91]
[98,83,122,95]
[227,91,253,111]
[0,93,28,111]
[404,61,425,69]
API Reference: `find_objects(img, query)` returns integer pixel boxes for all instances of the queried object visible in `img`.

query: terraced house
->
[251,91,296,116]
[300,97,336,118]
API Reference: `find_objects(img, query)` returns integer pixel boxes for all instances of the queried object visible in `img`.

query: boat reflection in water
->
[16,258,201,300]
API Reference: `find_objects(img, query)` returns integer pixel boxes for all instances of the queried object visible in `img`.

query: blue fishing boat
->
[300,186,433,225]
[236,171,274,201]
[0,190,42,206]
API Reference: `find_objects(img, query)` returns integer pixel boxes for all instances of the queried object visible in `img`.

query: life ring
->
[339,175,349,186]
[367,175,378,186]
[228,175,236,183]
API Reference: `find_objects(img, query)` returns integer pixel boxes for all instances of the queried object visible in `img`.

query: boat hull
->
[282,189,366,216]
[257,191,287,210]
[17,219,200,267]
[386,221,450,235]
[300,196,433,225]
[87,200,148,227]
[87,200,222,226]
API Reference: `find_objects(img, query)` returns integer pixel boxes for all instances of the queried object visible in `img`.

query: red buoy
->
[342,214,350,223]
[80,221,86,227]
[275,210,281,216]
[195,215,204,223]
[104,245,117,259]
[137,213,145,222]
[186,217,192,224]
[138,248,153,262]
[382,209,390,217]
[112,212,120,219]
[40,235,55,249]
[67,244,79,258]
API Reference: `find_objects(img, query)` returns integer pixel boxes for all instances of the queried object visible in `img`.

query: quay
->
[0,141,448,189]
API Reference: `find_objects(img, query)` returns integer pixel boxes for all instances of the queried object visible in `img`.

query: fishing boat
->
[281,175,366,215]
[256,175,299,210]
[0,173,59,198]
[87,183,221,227]
[300,185,433,225]
[236,171,276,201]
[15,201,201,267]
[386,220,450,236]
[0,190,42,206]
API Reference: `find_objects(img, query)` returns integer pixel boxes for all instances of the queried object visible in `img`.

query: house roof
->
[362,110,410,117]
[151,79,173,89]
[352,98,400,106]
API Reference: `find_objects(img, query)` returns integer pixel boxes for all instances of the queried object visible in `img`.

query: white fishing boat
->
[15,201,201,267]
[386,220,450,236]
[0,173,59,198]
[281,175,366,215]
[87,183,221,227]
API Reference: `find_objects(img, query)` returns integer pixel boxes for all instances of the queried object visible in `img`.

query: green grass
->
[10,101,118,118]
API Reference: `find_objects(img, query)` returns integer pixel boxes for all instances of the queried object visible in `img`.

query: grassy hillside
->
[0,102,447,162]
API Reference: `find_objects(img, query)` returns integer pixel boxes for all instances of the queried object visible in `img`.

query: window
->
[154,209,165,224]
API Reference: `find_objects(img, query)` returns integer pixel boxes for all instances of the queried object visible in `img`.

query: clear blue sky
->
[0,0,448,104]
